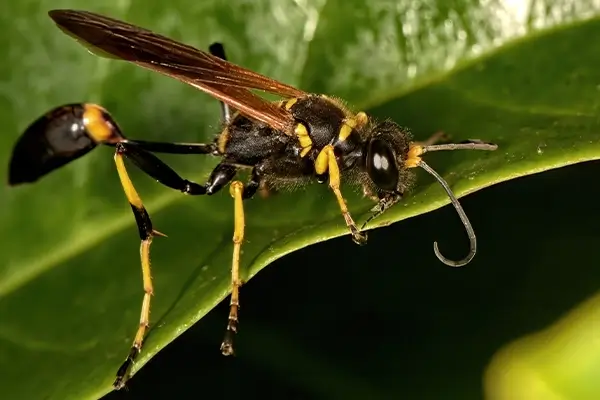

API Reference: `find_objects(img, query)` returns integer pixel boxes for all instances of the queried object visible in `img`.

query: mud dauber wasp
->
[8,9,498,389]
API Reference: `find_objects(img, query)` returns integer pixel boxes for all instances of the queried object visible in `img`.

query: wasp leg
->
[119,140,218,155]
[116,142,208,194]
[315,145,367,245]
[112,145,238,389]
[220,164,262,355]
[219,155,319,353]
[360,192,403,231]
[220,180,245,356]
[208,42,233,124]
[207,42,249,354]
[112,145,163,390]
[119,142,240,196]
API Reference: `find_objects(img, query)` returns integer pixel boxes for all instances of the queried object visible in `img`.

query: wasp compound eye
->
[366,138,399,192]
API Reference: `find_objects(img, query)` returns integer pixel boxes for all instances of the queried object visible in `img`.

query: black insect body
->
[9,104,100,185]
[7,9,498,391]
[221,95,368,197]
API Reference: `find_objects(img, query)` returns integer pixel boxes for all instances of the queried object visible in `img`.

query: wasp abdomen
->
[8,103,123,185]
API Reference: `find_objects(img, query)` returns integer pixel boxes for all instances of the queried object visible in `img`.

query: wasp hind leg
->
[111,143,240,389]
[112,146,165,390]
[315,145,367,245]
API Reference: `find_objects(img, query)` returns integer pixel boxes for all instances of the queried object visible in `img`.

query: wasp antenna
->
[421,140,498,154]
[418,160,476,267]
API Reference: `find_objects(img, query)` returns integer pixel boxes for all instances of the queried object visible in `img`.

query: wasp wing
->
[48,9,306,133]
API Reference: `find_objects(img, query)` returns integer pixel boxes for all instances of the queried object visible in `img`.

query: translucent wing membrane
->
[49,9,306,132]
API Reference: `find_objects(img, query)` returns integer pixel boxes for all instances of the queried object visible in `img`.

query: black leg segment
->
[121,139,218,155]
[116,142,207,194]
[205,163,238,195]
[242,167,261,199]
[209,42,233,124]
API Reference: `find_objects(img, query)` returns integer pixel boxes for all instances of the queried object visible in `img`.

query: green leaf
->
[1,1,599,399]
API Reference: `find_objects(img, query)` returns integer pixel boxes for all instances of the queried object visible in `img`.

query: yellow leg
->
[221,180,245,355]
[315,145,367,245]
[113,149,164,390]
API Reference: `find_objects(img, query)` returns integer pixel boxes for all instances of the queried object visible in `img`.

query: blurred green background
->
[1,1,600,399]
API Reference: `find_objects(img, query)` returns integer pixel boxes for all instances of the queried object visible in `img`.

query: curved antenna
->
[418,160,476,267]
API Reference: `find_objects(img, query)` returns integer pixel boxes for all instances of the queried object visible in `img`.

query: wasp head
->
[363,120,415,197]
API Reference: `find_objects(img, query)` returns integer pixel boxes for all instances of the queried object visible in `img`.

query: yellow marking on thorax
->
[285,98,298,110]
[295,123,312,157]
[217,127,229,153]
[405,144,424,168]
[82,104,115,143]
[355,111,368,127]
[338,111,369,142]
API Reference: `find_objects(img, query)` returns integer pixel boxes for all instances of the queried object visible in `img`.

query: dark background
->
[104,160,600,399]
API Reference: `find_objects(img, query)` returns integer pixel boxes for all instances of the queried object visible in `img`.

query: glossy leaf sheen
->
[1,1,599,399]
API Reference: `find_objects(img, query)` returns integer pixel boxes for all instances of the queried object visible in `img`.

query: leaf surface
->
[1,1,599,398]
